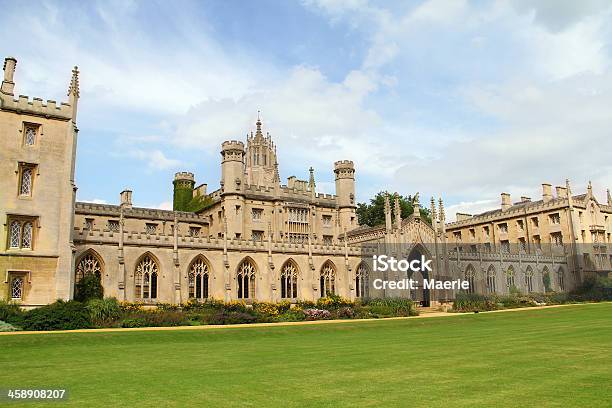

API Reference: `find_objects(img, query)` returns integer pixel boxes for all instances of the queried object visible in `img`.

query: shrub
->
[295,300,316,310]
[0,320,21,332]
[74,274,104,302]
[453,293,499,312]
[223,300,248,313]
[363,298,417,316]
[87,298,122,325]
[21,300,91,331]
[316,294,353,310]
[303,308,331,320]
[277,309,306,322]
[0,300,24,326]
[120,318,148,328]
[120,310,190,327]
[119,301,145,312]
[207,310,258,325]
[333,306,355,319]
[252,301,292,317]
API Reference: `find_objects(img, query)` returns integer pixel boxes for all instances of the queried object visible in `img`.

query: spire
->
[273,158,280,182]
[607,189,611,206]
[68,66,80,98]
[430,196,437,227]
[308,167,316,191]
[438,198,445,222]
[394,193,401,229]
[67,65,80,123]
[255,111,263,139]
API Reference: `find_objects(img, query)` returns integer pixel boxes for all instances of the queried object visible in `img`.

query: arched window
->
[486,266,496,293]
[20,168,32,196]
[237,259,256,299]
[320,261,336,297]
[21,222,32,249]
[355,263,369,298]
[525,267,534,293]
[189,257,209,300]
[465,265,475,294]
[280,260,298,299]
[135,254,158,300]
[9,221,21,248]
[75,252,103,283]
[506,267,515,290]
[557,268,565,291]
[11,276,24,300]
[542,267,551,292]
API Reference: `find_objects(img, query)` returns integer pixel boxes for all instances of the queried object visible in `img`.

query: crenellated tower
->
[220,140,246,238]
[334,160,356,230]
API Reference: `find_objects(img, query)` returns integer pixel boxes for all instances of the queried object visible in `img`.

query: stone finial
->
[274,159,280,182]
[384,192,392,231]
[308,166,316,190]
[438,198,445,222]
[413,192,421,216]
[394,193,401,228]
[1,56,17,95]
[430,196,437,221]
[607,189,611,206]
[68,66,80,98]
[587,180,593,194]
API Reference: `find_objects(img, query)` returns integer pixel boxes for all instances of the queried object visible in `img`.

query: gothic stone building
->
[2,57,611,307]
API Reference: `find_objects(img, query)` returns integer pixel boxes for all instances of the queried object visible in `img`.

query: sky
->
[2,0,612,220]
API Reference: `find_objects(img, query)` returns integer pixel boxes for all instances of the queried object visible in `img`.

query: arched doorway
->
[407,245,432,307]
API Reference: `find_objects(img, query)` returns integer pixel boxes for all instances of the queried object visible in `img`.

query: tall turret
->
[221,140,245,195]
[221,140,246,239]
[334,160,356,230]
[1,57,17,95]
[173,172,195,211]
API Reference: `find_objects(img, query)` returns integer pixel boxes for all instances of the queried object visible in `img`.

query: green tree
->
[356,191,431,227]
[74,274,104,302]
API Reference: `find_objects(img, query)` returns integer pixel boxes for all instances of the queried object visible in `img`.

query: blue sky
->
[2,0,612,219]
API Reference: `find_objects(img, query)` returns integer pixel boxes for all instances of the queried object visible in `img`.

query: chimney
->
[520,196,531,202]
[555,186,568,199]
[542,183,552,202]
[1,57,17,95]
[120,190,133,209]
[501,193,511,211]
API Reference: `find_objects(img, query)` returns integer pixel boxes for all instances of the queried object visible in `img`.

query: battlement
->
[174,171,195,181]
[221,140,245,150]
[334,160,354,169]
[0,94,73,120]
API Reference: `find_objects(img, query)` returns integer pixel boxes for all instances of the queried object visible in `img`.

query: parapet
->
[0,94,73,120]
[334,160,354,170]
[221,140,245,151]
[174,172,195,182]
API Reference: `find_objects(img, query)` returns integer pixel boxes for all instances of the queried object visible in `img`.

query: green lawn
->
[1,303,611,407]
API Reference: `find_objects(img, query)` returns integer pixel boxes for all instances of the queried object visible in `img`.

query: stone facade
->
[2,57,610,307]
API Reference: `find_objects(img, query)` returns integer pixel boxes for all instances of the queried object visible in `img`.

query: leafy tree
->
[356,191,431,227]
[74,274,104,302]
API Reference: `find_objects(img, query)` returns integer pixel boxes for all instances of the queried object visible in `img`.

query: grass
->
[1,303,611,407]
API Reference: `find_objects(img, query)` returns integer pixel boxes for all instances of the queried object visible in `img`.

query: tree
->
[356,191,431,227]
[74,274,104,302]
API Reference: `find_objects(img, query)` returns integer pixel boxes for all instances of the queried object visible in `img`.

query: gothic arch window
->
[486,266,496,294]
[320,261,336,297]
[506,266,515,290]
[75,251,103,284]
[7,218,36,250]
[557,267,565,291]
[237,258,256,299]
[525,267,534,293]
[9,221,21,248]
[189,256,210,300]
[280,260,298,299]
[542,267,551,292]
[135,254,159,300]
[11,276,24,300]
[20,167,32,196]
[465,265,476,294]
[355,263,369,298]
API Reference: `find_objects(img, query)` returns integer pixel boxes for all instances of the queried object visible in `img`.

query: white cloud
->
[80,198,108,204]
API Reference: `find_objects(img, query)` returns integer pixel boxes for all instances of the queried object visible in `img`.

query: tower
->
[334,160,356,230]
[220,140,246,238]
[0,57,79,304]
[245,115,278,188]
[173,172,195,211]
